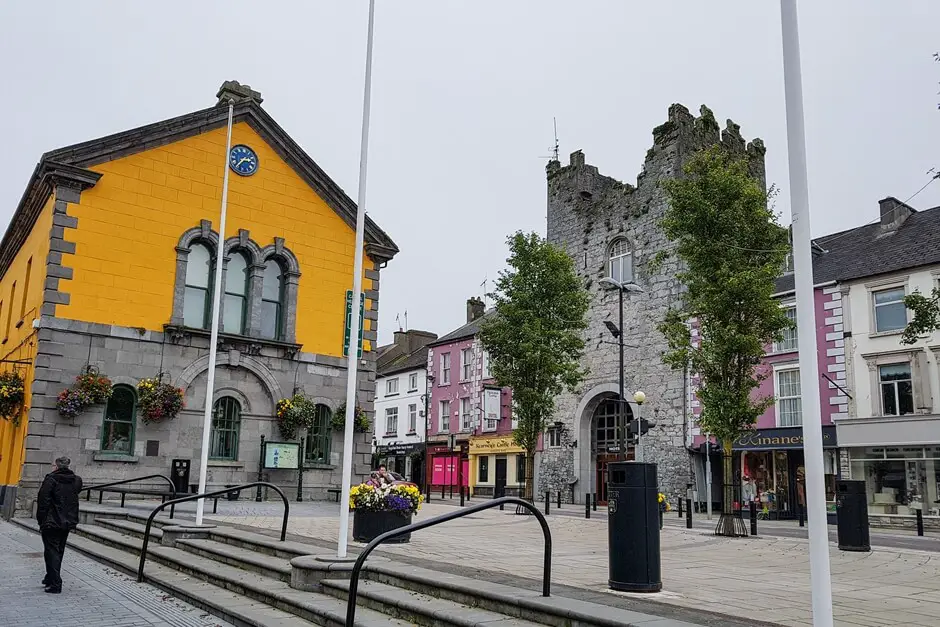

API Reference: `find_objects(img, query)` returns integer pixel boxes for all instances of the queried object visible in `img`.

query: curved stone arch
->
[223,233,264,266]
[574,382,620,504]
[307,396,339,413]
[175,353,283,409]
[212,386,253,414]
[171,221,220,326]
[176,221,220,253]
[222,232,265,335]
[108,375,140,390]
[259,238,301,343]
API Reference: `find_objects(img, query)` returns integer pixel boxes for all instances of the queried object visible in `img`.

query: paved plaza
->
[0,520,233,627]
[176,497,940,627]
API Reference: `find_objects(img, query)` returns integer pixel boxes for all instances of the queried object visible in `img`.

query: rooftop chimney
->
[216,80,263,106]
[392,329,438,354]
[467,297,485,323]
[878,196,915,231]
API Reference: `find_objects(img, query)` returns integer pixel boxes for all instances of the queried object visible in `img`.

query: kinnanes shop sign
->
[732,426,838,451]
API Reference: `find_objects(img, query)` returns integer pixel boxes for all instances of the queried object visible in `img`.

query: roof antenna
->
[481,276,488,308]
[538,117,560,161]
[404,310,408,332]
[395,313,402,332]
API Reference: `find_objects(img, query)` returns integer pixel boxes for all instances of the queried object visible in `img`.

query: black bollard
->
[916,509,924,537]
[450,482,454,499]
[799,503,805,527]
[592,492,597,511]
[750,501,758,536]
[686,498,693,529]
[441,483,445,500]
[545,491,551,515]
[558,491,562,509]
[585,497,591,519]
[460,485,465,507]
[678,497,683,518]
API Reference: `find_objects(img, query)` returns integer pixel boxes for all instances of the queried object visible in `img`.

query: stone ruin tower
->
[539,104,767,505]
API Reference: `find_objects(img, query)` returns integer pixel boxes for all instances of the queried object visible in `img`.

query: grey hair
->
[54,456,71,469]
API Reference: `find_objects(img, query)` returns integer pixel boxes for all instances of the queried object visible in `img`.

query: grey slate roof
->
[377,344,432,377]
[428,309,495,347]
[774,204,940,293]
[0,90,398,280]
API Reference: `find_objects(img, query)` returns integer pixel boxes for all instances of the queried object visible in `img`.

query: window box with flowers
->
[0,371,26,427]
[137,374,185,424]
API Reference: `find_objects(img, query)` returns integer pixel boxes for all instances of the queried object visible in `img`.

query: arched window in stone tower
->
[608,238,633,284]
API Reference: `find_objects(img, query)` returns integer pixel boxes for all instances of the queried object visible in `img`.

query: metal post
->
[780,2,833,624]
[592,492,597,511]
[460,484,465,507]
[545,491,550,515]
[750,500,758,536]
[557,491,562,509]
[635,400,643,463]
[585,497,591,519]
[705,437,713,520]
[799,503,805,527]
[916,509,924,537]
[297,437,305,502]
[256,435,265,502]
[337,0,376,560]
[617,287,625,461]
[686,499,693,529]
[678,496,683,518]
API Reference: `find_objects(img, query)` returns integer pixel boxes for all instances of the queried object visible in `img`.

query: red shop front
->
[427,444,468,493]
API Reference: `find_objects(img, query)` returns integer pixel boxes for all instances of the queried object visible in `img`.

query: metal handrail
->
[345,497,552,626]
[83,474,176,502]
[136,481,288,583]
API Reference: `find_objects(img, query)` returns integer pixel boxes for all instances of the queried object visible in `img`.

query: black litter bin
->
[607,462,661,592]
[836,480,870,552]
[171,459,190,494]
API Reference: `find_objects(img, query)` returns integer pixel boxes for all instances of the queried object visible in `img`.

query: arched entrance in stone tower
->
[592,398,634,505]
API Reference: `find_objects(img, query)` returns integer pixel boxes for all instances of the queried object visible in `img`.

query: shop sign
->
[733,426,838,451]
[377,442,424,456]
[469,435,522,455]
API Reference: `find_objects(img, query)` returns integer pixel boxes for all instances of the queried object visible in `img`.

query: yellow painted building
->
[0,81,397,516]
[468,434,527,497]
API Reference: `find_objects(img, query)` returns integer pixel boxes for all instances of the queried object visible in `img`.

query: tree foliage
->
[658,146,793,448]
[902,288,940,345]
[479,232,589,498]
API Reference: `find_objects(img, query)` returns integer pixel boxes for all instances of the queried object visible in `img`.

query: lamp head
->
[633,390,646,404]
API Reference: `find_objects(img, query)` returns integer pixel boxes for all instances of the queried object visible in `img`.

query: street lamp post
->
[633,390,646,462]
[421,373,435,496]
[599,278,645,462]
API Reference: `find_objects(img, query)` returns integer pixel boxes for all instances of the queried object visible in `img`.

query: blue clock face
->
[229,145,258,176]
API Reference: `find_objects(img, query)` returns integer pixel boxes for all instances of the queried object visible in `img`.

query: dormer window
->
[608,238,633,283]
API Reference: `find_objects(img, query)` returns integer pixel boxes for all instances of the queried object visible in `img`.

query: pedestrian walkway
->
[136,497,940,627]
[0,520,233,627]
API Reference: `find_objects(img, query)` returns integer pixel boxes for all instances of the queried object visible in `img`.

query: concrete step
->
[322,578,543,627]
[176,537,292,583]
[11,518,411,627]
[95,516,165,540]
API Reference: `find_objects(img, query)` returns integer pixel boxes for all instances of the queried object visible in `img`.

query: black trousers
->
[41,528,70,589]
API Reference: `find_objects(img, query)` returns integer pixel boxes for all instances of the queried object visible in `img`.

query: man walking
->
[36,456,83,593]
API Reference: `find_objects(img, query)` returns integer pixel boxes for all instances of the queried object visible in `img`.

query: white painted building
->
[834,198,940,520]
[373,330,437,483]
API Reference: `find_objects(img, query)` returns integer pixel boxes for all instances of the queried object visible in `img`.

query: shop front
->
[845,446,940,518]
[734,426,839,519]
[468,435,527,498]
[375,442,425,484]
[426,442,469,495]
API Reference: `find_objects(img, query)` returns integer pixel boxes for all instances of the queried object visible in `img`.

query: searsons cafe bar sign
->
[732,426,838,451]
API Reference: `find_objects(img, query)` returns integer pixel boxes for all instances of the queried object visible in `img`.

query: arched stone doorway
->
[591,398,634,504]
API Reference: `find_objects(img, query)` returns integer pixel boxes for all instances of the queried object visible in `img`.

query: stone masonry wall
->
[540,104,767,504]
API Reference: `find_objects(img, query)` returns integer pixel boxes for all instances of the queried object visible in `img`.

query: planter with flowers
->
[331,402,371,433]
[275,394,317,439]
[56,366,113,419]
[0,371,26,427]
[349,482,424,543]
[137,374,185,425]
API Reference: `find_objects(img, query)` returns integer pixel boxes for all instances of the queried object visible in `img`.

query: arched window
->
[184,242,214,329]
[210,397,241,460]
[223,251,249,335]
[608,239,633,284]
[101,385,136,454]
[305,404,332,464]
[260,259,285,340]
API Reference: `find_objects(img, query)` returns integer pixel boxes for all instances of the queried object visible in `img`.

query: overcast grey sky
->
[1,1,937,344]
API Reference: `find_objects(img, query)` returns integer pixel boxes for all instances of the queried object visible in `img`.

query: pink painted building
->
[691,280,845,517]
[425,298,515,495]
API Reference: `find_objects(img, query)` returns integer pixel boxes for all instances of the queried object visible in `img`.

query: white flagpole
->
[195,99,235,526]
[779,2,834,625]
[337,0,376,558]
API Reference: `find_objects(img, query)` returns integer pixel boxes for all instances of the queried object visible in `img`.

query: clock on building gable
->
[229,144,258,176]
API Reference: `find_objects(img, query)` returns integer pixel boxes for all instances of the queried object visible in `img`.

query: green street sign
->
[343,290,365,358]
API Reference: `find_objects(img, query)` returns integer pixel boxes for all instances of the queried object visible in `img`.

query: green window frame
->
[305,404,332,464]
[184,242,214,329]
[260,258,284,341]
[210,397,241,460]
[101,385,136,455]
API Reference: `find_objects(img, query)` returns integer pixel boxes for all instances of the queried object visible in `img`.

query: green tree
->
[479,232,589,501]
[901,288,940,345]
[658,146,792,536]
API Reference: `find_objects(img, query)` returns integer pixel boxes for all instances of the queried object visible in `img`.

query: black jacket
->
[36,468,83,531]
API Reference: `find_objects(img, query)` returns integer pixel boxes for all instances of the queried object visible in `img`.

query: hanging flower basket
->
[275,394,317,439]
[0,370,26,427]
[75,366,113,404]
[331,402,370,433]
[56,387,92,420]
[137,374,185,425]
